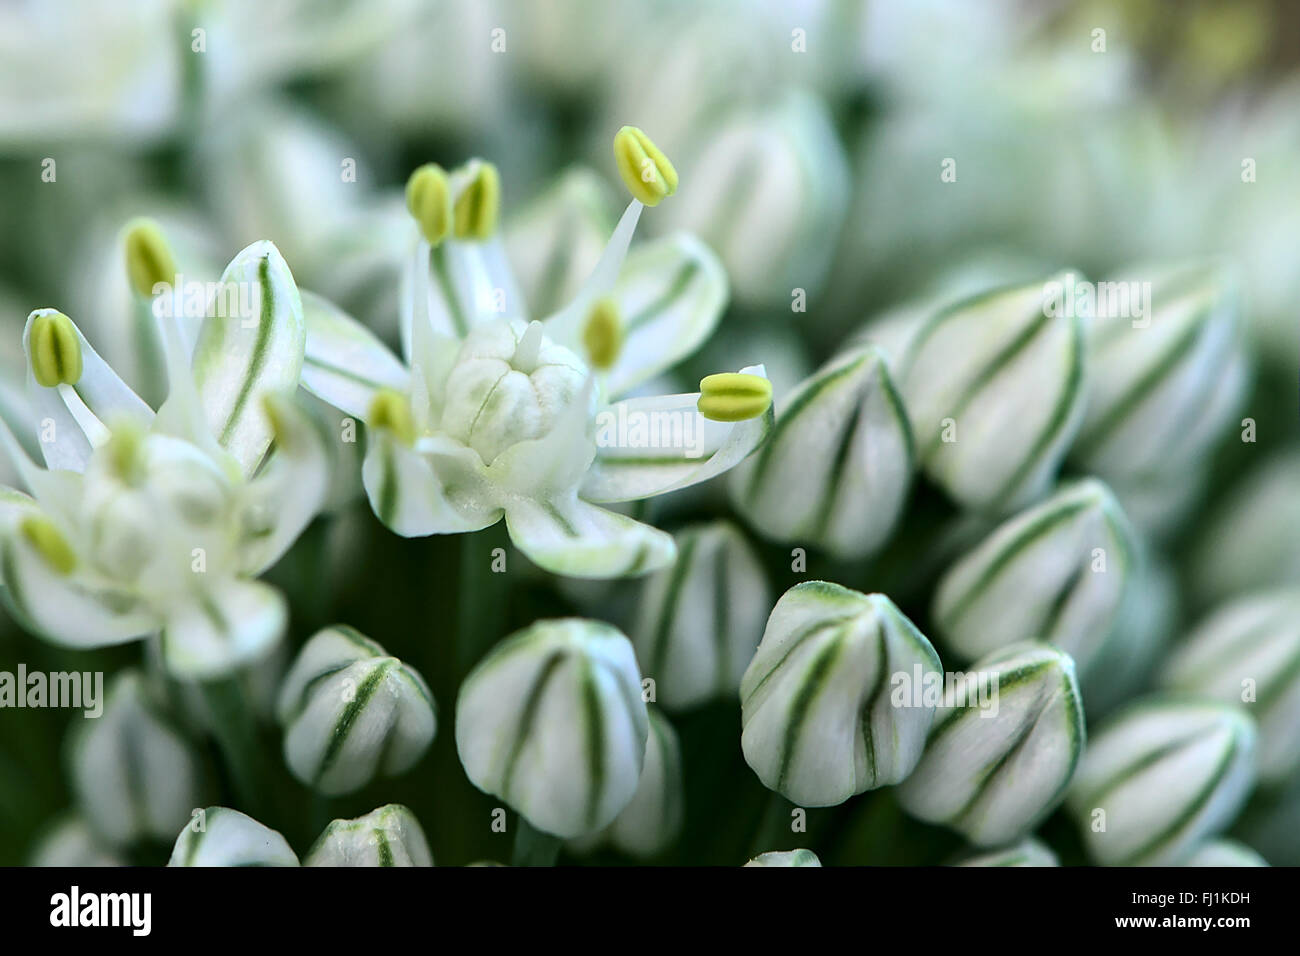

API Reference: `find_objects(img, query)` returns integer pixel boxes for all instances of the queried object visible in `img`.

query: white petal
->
[504,494,675,578]
[301,291,408,421]
[158,578,287,680]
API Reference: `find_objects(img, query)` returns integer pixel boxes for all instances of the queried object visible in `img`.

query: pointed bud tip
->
[614,126,677,206]
[453,161,500,240]
[406,164,453,245]
[28,310,83,388]
[123,218,177,298]
[698,372,772,422]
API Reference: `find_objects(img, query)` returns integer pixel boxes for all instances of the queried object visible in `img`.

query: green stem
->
[511,816,562,867]
[747,790,795,857]
[456,525,509,676]
[198,676,266,820]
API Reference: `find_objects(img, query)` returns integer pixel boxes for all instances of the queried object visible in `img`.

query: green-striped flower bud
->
[613,126,678,207]
[1071,265,1243,488]
[1159,590,1300,782]
[276,625,437,796]
[932,479,1137,676]
[1183,839,1268,867]
[955,837,1059,867]
[1068,700,1257,865]
[405,163,453,245]
[123,217,176,298]
[698,371,772,422]
[167,807,299,867]
[68,671,199,848]
[861,274,1085,512]
[453,160,501,240]
[304,804,433,867]
[27,309,83,387]
[897,643,1085,847]
[455,618,649,839]
[740,582,943,807]
[631,522,769,711]
[731,346,913,559]
[744,849,821,867]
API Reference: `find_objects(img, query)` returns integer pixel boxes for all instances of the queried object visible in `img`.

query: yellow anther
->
[368,388,417,445]
[20,515,77,575]
[697,373,772,422]
[106,421,148,486]
[453,161,501,240]
[581,297,623,370]
[124,218,177,298]
[613,126,678,206]
[405,164,453,245]
[28,310,83,388]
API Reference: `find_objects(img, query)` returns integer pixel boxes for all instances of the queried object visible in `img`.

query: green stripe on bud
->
[632,521,769,710]
[698,372,772,422]
[453,160,501,240]
[368,387,417,445]
[455,618,649,839]
[1068,699,1256,865]
[405,163,453,245]
[28,310,83,387]
[896,643,1085,847]
[581,296,623,370]
[1159,589,1300,783]
[20,515,76,575]
[740,582,943,807]
[933,479,1137,677]
[276,626,437,796]
[304,804,433,867]
[123,217,177,298]
[744,849,821,867]
[614,126,678,206]
[168,807,299,867]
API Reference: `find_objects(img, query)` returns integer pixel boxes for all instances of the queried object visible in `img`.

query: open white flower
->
[0,240,329,679]
[300,127,773,578]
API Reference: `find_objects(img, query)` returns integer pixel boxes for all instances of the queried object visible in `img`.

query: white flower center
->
[441,319,587,464]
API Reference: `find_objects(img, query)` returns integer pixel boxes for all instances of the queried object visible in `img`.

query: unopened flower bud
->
[955,838,1059,867]
[455,618,649,839]
[897,643,1085,847]
[740,582,942,807]
[1068,699,1256,865]
[304,804,433,867]
[1182,839,1268,867]
[631,521,769,710]
[744,849,821,867]
[276,625,437,796]
[168,807,299,867]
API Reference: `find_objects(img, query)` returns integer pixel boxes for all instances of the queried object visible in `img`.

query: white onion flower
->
[740,582,943,807]
[1159,590,1300,783]
[276,625,436,796]
[167,807,299,867]
[897,643,1085,847]
[299,128,773,578]
[304,804,433,867]
[455,618,649,839]
[933,479,1137,676]
[1068,699,1256,865]
[0,240,330,678]
[630,521,769,710]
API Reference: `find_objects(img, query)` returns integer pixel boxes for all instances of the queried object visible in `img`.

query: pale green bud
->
[740,582,942,807]
[1159,590,1300,782]
[605,708,683,858]
[276,626,437,796]
[744,849,821,867]
[168,807,299,867]
[304,804,433,867]
[1068,699,1256,865]
[455,618,649,839]
[897,643,1085,847]
[731,346,913,559]
[631,521,769,711]
[955,838,1059,867]
[68,671,199,848]
[933,479,1137,676]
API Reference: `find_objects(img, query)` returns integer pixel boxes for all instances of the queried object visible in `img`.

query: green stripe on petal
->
[504,494,675,579]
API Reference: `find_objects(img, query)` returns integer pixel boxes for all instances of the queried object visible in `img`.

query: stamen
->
[28,310,83,388]
[405,164,453,246]
[698,372,772,422]
[368,388,417,445]
[581,298,623,370]
[20,515,77,575]
[124,218,177,298]
[613,126,678,206]
[453,160,501,240]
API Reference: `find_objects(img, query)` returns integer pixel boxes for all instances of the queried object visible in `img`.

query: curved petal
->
[190,241,305,477]
[362,432,499,537]
[543,200,643,349]
[301,290,409,421]
[603,233,728,397]
[581,366,773,503]
[504,493,675,578]
[158,578,287,680]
